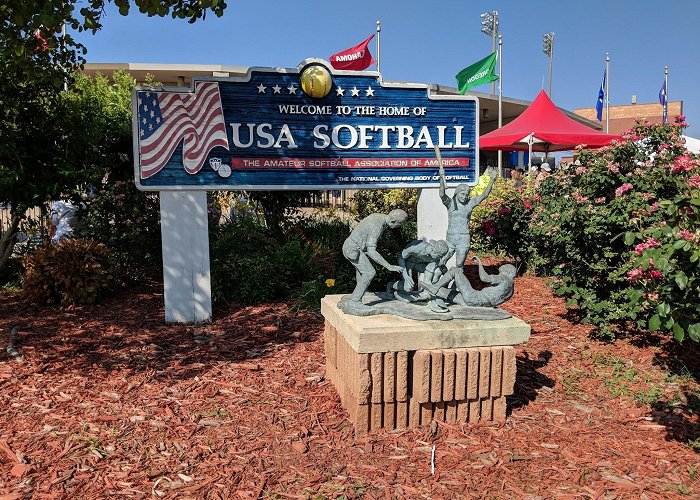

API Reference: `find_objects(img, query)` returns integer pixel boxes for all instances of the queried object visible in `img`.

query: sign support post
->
[159,191,211,323]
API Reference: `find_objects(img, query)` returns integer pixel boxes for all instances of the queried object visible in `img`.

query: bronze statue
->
[342,209,408,302]
[436,147,497,268]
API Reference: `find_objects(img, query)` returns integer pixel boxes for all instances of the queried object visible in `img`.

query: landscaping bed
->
[0,262,698,498]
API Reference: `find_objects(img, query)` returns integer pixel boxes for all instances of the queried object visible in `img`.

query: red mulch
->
[1,262,699,499]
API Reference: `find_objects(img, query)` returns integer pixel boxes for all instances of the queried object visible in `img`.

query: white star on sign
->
[257,83,267,94]
[365,87,375,97]
[272,84,282,94]
[350,87,360,97]
[336,86,345,96]
[287,84,298,95]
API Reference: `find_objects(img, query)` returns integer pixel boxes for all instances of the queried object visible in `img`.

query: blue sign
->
[133,59,479,191]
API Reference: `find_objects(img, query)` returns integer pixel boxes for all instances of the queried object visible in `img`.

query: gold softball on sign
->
[300,65,332,98]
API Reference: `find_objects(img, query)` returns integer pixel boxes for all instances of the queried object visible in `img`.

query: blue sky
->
[76,0,700,138]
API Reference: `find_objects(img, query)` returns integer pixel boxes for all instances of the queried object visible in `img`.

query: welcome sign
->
[133,59,479,190]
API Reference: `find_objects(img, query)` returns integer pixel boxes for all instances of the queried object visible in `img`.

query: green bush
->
[209,214,349,305]
[79,180,161,284]
[23,239,113,305]
[287,211,354,288]
[352,188,418,219]
[0,256,23,289]
[209,217,284,303]
[470,175,534,261]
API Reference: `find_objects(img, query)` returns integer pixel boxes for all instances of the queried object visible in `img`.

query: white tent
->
[683,135,700,153]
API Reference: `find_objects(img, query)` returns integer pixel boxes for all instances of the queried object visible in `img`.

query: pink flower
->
[672,155,695,173]
[690,174,700,189]
[650,270,662,280]
[674,115,688,127]
[634,237,661,255]
[626,267,643,282]
[678,230,694,241]
[524,201,533,210]
[573,193,588,203]
[659,143,671,150]
[575,166,588,175]
[649,201,659,213]
[486,227,496,235]
[607,163,620,174]
[615,183,633,197]
[497,206,511,216]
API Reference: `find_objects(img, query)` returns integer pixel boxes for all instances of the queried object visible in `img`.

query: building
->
[574,99,683,136]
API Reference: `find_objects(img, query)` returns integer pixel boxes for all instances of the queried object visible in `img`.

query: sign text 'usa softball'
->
[132,59,479,190]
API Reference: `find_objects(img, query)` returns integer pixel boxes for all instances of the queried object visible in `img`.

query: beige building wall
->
[575,101,683,136]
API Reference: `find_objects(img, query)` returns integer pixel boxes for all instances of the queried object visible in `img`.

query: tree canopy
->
[0,0,228,270]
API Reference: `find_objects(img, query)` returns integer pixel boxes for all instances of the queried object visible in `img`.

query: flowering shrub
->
[471,175,536,269]
[473,117,699,342]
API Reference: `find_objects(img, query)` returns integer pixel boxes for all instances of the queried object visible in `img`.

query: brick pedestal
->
[321,295,530,435]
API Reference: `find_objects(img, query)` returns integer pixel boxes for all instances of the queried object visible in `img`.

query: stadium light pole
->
[542,32,555,98]
[497,34,503,176]
[480,11,499,95]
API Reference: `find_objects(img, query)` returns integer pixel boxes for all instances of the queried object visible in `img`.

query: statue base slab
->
[321,294,531,436]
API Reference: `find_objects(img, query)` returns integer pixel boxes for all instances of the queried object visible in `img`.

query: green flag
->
[456,52,499,94]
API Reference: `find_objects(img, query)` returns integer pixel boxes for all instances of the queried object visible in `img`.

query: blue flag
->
[596,70,606,121]
[659,79,668,124]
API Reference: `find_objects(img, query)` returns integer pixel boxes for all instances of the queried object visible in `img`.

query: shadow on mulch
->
[647,335,700,451]
[651,397,700,453]
[507,350,555,415]
[0,284,323,381]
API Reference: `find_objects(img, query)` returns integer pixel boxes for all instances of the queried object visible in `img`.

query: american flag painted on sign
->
[137,82,229,179]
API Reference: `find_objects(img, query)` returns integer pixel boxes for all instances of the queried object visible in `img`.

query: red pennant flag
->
[329,34,375,71]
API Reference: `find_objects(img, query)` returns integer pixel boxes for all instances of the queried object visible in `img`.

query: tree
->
[0,0,228,272]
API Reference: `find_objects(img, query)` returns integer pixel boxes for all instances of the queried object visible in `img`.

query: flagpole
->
[376,20,381,73]
[498,34,503,176]
[605,53,609,133]
[664,65,668,124]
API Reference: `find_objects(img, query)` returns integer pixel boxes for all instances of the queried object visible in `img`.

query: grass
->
[562,366,588,398]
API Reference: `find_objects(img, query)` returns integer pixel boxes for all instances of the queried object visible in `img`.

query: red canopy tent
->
[479,90,621,160]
